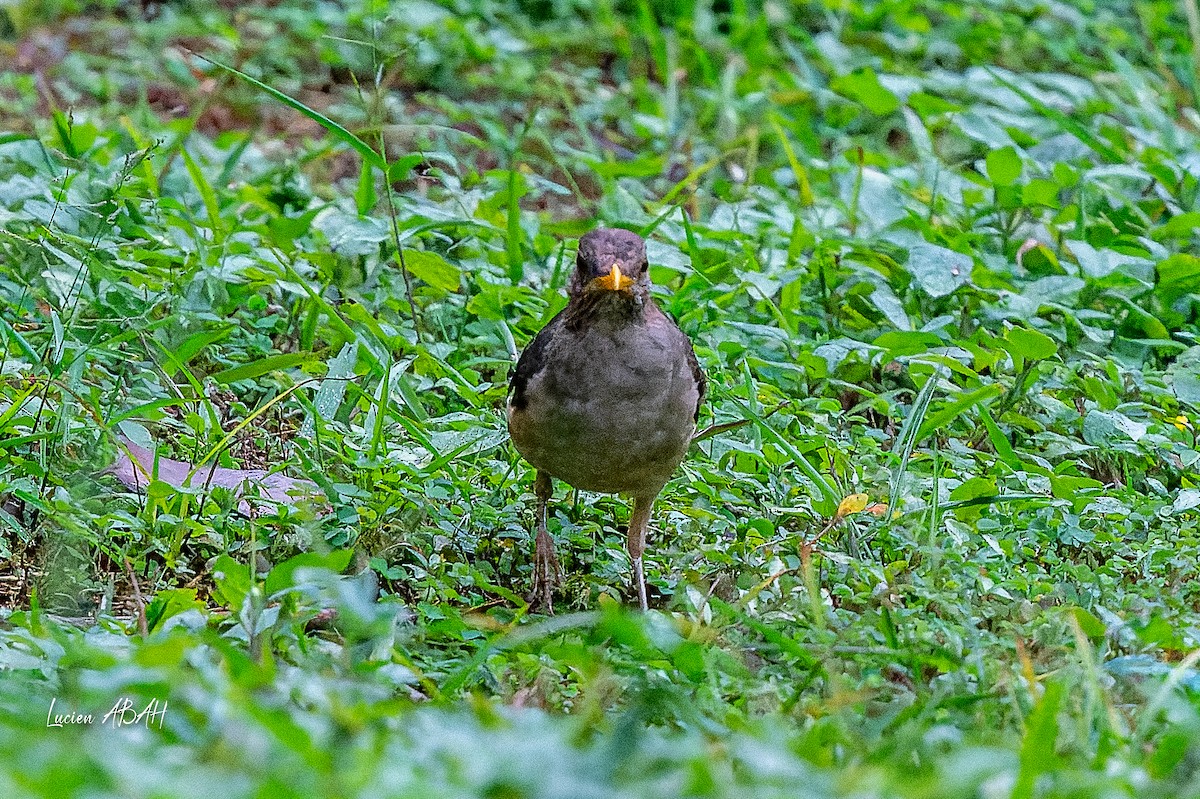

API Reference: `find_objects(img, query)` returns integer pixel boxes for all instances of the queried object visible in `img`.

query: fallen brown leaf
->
[107,435,326,516]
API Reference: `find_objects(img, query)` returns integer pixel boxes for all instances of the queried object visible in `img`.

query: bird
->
[507,228,706,611]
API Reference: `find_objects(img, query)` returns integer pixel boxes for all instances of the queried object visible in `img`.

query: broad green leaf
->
[907,91,962,116]
[1018,242,1060,275]
[303,342,359,437]
[1071,606,1106,639]
[1170,347,1200,406]
[1082,409,1147,445]
[1005,326,1057,362]
[174,327,234,365]
[1157,254,1200,309]
[873,331,941,356]
[906,243,971,298]
[985,146,1022,186]
[1022,178,1059,207]
[949,476,998,503]
[355,160,377,215]
[1049,473,1103,505]
[866,282,912,331]
[265,550,355,596]
[404,250,462,292]
[1153,211,1200,242]
[831,68,900,115]
[466,283,532,321]
[316,212,390,257]
[1172,489,1200,515]
[211,554,252,611]
[145,588,206,634]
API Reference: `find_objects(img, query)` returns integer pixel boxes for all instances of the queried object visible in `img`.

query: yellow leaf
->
[836,493,870,519]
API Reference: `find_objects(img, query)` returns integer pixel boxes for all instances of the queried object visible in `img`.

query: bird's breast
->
[507,319,699,496]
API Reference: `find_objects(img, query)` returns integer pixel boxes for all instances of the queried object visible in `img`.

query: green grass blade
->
[195,52,386,172]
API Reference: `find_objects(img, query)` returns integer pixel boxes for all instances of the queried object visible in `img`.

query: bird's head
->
[568,228,651,305]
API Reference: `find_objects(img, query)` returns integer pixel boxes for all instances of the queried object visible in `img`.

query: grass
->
[3,0,1200,795]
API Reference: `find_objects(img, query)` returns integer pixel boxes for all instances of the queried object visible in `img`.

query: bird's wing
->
[684,338,707,422]
[508,311,567,411]
[657,304,707,423]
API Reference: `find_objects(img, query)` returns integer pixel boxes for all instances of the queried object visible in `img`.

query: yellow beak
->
[607,264,624,291]
[593,263,634,292]
[587,262,635,293]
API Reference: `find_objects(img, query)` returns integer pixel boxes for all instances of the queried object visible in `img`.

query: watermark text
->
[47,697,168,730]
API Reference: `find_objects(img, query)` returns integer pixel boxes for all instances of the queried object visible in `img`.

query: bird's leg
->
[529,471,562,612]
[628,495,656,611]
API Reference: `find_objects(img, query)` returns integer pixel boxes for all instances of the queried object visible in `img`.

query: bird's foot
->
[632,556,648,612]
[528,528,563,613]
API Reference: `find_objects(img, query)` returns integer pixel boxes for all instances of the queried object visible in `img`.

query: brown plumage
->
[507,228,706,611]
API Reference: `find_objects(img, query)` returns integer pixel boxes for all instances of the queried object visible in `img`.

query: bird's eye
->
[640,259,649,274]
